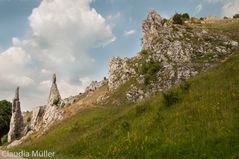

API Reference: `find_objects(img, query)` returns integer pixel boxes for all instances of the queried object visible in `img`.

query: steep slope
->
[11,19,239,159]
[105,11,238,104]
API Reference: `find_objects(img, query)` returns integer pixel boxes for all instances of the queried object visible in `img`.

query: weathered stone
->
[48,74,61,106]
[43,74,63,128]
[85,79,108,94]
[8,87,24,143]
[29,106,45,131]
[107,10,238,103]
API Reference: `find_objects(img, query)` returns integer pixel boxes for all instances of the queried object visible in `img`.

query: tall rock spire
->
[142,10,163,50]
[48,74,61,106]
[8,87,24,143]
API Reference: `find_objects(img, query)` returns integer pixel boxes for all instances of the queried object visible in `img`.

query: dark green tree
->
[182,13,190,20]
[233,14,239,19]
[0,100,11,145]
[173,13,183,25]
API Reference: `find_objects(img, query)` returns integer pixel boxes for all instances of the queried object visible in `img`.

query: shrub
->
[1,134,8,145]
[121,121,130,131]
[180,81,191,93]
[233,14,239,19]
[0,100,11,142]
[161,18,168,25]
[135,103,149,116]
[141,50,150,56]
[182,13,190,20]
[142,61,161,75]
[163,91,180,107]
[141,60,162,85]
[173,13,183,25]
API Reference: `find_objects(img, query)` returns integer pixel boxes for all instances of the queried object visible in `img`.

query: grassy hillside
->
[12,21,239,159]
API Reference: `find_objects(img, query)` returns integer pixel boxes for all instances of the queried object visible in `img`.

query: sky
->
[0,0,238,111]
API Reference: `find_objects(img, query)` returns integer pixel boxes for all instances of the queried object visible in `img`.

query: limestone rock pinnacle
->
[142,10,163,50]
[48,74,61,106]
[8,87,24,143]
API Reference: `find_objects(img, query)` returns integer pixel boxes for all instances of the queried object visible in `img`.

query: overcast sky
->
[0,0,238,111]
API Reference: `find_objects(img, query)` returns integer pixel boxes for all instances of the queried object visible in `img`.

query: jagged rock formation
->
[108,57,136,91]
[108,10,238,102]
[142,10,164,50]
[8,74,65,147]
[86,79,108,93]
[43,74,63,127]
[8,87,24,143]
[48,74,61,106]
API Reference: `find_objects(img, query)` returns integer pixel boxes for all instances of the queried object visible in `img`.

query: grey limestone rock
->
[8,87,24,143]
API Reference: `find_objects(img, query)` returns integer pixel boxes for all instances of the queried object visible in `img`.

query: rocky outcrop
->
[43,74,63,128]
[8,74,65,147]
[29,106,45,131]
[108,10,238,102]
[48,74,61,106]
[8,87,24,143]
[142,10,164,50]
[108,57,136,91]
[86,79,108,93]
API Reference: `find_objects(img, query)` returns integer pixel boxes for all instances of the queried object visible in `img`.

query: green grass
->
[11,48,239,159]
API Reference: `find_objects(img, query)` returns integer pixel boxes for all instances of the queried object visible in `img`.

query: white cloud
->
[204,0,223,3]
[123,29,136,36]
[107,12,121,21]
[194,4,203,15]
[0,0,115,110]
[222,0,239,17]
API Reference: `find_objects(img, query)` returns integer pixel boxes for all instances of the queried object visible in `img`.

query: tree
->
[182,13,190,20]
[0,100,11,145]
[233,13,239,19]
[173,13,183,25]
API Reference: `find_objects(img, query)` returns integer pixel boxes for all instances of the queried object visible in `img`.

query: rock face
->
[85,79,108,93]
[8,87,24,143]
[48,74,61,106]
[8,74,64,146]
[108,10,238,102]
[43,74,63,128]
[142,10,164,50]
[108,57,136,91]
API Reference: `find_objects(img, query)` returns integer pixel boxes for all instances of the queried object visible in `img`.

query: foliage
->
[163,91,180,107]
[173,13,183,25]
[182,13,190,20]
[141,60,162,85]
[121,121,130,131]
[233,13,239,19]
[0,100,11,145]
[1,134,8,145]
[161,18,168,25]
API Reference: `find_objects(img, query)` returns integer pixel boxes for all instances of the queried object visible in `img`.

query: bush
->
[121,121,130,131]
[173,13,183,25]
[0,100,11,142]
[180,81,191,93]
[182,13,190,20]
[1,134,8,145]
[161,18,168,25]
[141,60,162,85]
[233,14,239,19]
[135,102,149,116]
[163,91,180,107]
[141,50,150,56]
